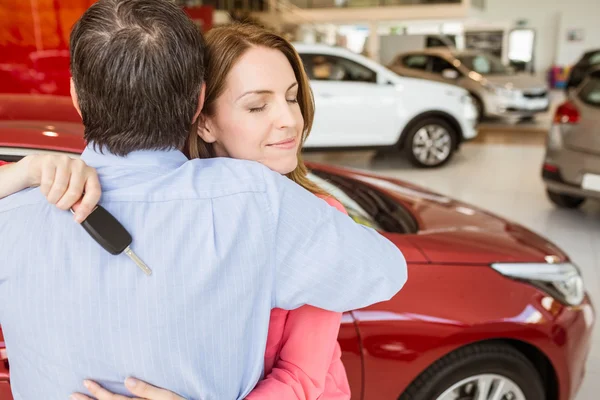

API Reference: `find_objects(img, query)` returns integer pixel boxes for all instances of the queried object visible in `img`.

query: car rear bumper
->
[543,138,600,199]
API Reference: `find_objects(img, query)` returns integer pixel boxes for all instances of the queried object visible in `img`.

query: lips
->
[268,137,297,149]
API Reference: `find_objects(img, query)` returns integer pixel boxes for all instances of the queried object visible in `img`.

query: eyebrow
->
[236,82,298,101]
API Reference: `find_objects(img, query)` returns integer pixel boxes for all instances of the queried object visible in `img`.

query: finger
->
[83,380,131,400]
[39,158,56,197]
[56,162,87,211]
[45,160,71,205]
[73,171,102,223]
[70,393,94,400]
[126,377,184,400]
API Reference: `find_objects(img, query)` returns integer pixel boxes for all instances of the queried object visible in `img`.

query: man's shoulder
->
[101,157,275,203]
[0,187,46,215]
[182,157,270,194]
[187,157,269,181]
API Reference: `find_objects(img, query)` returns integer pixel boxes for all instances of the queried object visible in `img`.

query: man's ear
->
[70,78,83,119]
[193,83,206,123]
[197,115,217,144]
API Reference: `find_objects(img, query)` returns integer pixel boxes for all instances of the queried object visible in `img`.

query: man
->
[0,1,406,399]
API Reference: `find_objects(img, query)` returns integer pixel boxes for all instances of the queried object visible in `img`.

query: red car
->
[0,95,595,400]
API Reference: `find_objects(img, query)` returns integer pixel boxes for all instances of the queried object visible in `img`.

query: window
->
[588,52,600,66]
[0,150,25,163]
[430,56,458,74]
[308,170,418,234]
[579,74,600,107]
[457,53,511,75]
[301,54,377,83]
[402,55,429,71]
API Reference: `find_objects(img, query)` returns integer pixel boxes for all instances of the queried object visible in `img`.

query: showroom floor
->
[305,136,600,399]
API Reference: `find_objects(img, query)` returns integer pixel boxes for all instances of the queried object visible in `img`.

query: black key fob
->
[80,205,132,255]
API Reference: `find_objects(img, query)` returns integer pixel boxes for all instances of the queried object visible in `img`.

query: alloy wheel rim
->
[412,124,452,166]
[435,373,527,400]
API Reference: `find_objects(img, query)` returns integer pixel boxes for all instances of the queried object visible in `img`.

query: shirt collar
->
[81,143,189,170]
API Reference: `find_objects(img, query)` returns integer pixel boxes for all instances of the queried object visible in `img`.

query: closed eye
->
[249,105,267,113]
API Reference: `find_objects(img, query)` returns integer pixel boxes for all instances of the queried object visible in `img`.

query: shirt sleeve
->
[245,199,351,400]
[262,167,407,313]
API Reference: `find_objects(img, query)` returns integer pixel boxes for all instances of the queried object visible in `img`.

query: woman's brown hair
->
[188,23,329,196]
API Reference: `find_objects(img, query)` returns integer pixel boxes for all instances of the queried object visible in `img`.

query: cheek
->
[217,119,270,160]
[294,108,304,136]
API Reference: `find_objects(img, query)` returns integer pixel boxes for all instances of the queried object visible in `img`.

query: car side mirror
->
[442,69,459,80]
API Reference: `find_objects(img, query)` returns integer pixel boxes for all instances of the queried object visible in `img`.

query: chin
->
[273,159,298,175]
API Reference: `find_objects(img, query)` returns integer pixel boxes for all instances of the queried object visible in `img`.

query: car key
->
[72,205,152,276]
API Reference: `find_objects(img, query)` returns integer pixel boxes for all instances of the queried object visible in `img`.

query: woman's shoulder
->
[315,194,347,215]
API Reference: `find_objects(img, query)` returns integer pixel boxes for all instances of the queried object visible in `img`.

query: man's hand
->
[24,154,101,222]
[70,378,186,400]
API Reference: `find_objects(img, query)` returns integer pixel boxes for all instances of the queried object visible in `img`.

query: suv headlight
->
[491,262,585,306]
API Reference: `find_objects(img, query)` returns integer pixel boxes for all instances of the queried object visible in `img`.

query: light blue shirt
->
[0,146,407,400]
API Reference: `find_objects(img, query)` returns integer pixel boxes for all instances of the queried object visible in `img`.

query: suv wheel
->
[404,117,457,168]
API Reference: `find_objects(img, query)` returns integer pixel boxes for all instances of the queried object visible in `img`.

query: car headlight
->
[484,83,517,99]
[491,262,585,306]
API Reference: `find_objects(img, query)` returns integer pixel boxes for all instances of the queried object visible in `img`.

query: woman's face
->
[200,46,303,175]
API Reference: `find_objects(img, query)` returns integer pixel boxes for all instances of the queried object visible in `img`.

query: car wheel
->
[404,118,457,168]
[547,190,586,208]
[399,343,545,400]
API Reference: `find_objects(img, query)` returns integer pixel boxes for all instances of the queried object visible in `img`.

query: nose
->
[275,98,298,130]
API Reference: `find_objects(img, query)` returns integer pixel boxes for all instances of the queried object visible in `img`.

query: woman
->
[0,23,351,400]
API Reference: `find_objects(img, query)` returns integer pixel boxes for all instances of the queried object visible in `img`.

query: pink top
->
[246,195,351,400]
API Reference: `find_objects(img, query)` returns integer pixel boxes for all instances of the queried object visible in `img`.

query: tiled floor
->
[305,142,600,399]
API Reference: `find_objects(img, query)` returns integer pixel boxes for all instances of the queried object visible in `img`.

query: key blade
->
[124,246,152,276]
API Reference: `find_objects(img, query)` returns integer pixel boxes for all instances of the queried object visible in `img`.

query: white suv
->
[294,44,478,167]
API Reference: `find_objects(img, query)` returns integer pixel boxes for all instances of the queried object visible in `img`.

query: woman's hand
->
[70,378,185,400]
[22,154,101,222]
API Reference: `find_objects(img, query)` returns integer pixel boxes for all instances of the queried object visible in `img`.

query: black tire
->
[399,343,545,400]
[547,190,586,208]
[403,117,457,168]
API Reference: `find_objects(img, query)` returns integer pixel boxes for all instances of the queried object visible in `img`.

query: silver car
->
[388,48,550,120]
[543,67,600,208]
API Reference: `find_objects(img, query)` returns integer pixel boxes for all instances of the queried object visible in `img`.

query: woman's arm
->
[0,155,101,222]
[246,307,349,400]
[0,158,36,199]
[245,197,351,400]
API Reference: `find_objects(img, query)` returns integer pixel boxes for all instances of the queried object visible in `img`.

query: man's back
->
[0,150,277,399]
[0,147,406,400]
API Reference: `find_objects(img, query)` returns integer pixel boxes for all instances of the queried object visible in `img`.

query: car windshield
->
[458,53,512,75]
[308,170,419,234]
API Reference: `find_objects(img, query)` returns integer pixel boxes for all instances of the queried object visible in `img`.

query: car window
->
[0,148,78,163]
[458,53,511,75]
[301,54,377,83]
[402,55,429,71]
[308,170,418,234]
[578,75,600,107]
[308,173,381,230]
[430,56,458,74]
[588,52,600,66]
